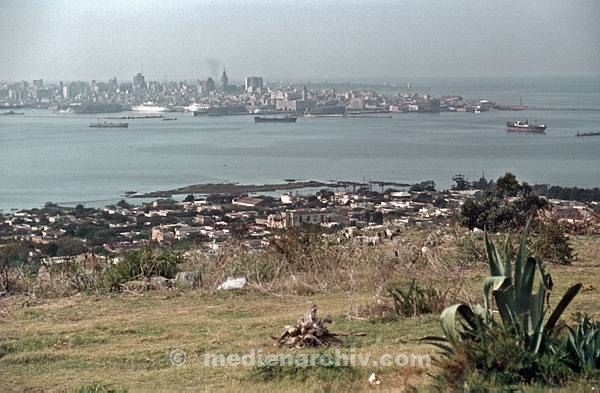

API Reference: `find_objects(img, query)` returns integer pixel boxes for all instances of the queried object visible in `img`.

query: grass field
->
[1,236,599,392]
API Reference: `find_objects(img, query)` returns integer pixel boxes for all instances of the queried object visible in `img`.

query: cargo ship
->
[506,120,546,133]
[89,121,129,128]
[254,116,297,123]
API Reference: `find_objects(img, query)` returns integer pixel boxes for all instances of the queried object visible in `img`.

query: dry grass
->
[0,233,598,392]
[0,290,440,392]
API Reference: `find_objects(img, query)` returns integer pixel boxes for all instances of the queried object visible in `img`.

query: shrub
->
[434,319,574,389]
[534,213,576,265]
[0,242,31,293]
[565,314,600,375]
[388,280,448,317]
[451,230,486,266]
[351,300,398,323]
[103,246,182,290]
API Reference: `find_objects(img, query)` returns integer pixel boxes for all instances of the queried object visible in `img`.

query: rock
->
[175,271,201,289]
[473,227,483,233]
[217,276,247,290]
[122,280,150,291]
[368,372,381,385]
[175,271,202,288]
[149,276,172,289]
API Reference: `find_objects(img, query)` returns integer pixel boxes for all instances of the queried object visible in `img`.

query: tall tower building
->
[221,68,229,89]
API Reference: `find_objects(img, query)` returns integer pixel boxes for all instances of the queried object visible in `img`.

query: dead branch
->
[273,304,352,348]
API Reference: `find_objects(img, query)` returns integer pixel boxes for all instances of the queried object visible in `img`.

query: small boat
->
[506,120,546,133]
[576,131,600,137]
[254,116,297,123]
[162,117,177,121]
[89,121,129,128]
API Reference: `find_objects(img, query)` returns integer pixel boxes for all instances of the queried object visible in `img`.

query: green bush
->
[434,319,574,389]
[565,314,600,375]
[103,246,182,290]
[388,280,447,317]
[534,214,576,265]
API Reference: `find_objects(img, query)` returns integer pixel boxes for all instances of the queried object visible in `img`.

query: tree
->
[495,172,521,198]
[116,199,133,209]
[452,174,470,191]
[0,242,30,292]
[370,211,384,225]
[45,242,59,257]
[460,173,548,232]
[183,194,195,203]
[52,237,88,257]
[472,175,494,191]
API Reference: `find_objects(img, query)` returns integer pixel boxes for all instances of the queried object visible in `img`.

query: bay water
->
[1,77,599,211]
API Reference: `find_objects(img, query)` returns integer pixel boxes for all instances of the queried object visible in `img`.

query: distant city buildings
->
[0,69,504,115]
[245,76,263,94]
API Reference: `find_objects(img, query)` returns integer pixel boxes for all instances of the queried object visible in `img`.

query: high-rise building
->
[108,77,118,91]
[199,78,216,94]
[220,68,229,89]
[245,76,263,94]
[133,72,146,91]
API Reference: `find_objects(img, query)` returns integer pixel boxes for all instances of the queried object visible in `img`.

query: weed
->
[251,351,356,382]
[74,381,128,393]
[388,279,448,318]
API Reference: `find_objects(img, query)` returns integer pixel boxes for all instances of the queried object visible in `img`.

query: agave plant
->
[566,314,600,373]
[425,219,582,357]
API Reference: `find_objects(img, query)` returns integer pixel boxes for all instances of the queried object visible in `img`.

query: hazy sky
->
[1,0,599,81]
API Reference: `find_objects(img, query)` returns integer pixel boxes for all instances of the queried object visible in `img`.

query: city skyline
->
[1,0,599,81]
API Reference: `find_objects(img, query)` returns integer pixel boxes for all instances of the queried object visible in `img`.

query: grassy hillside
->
[1,236,599,392]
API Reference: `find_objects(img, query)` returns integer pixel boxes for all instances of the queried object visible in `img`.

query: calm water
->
[1,77,599,211]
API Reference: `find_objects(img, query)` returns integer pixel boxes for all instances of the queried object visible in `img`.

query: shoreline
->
[129,179,414,199]
[130,180,332,198]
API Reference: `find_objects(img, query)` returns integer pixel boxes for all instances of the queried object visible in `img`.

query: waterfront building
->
[349,97,365,110]
[276,98,306,112]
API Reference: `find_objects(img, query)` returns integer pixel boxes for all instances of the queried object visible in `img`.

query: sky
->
[1,0,599,82]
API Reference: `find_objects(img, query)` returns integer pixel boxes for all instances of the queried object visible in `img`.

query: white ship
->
[131,102,169,112]
[183,103,210,112]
